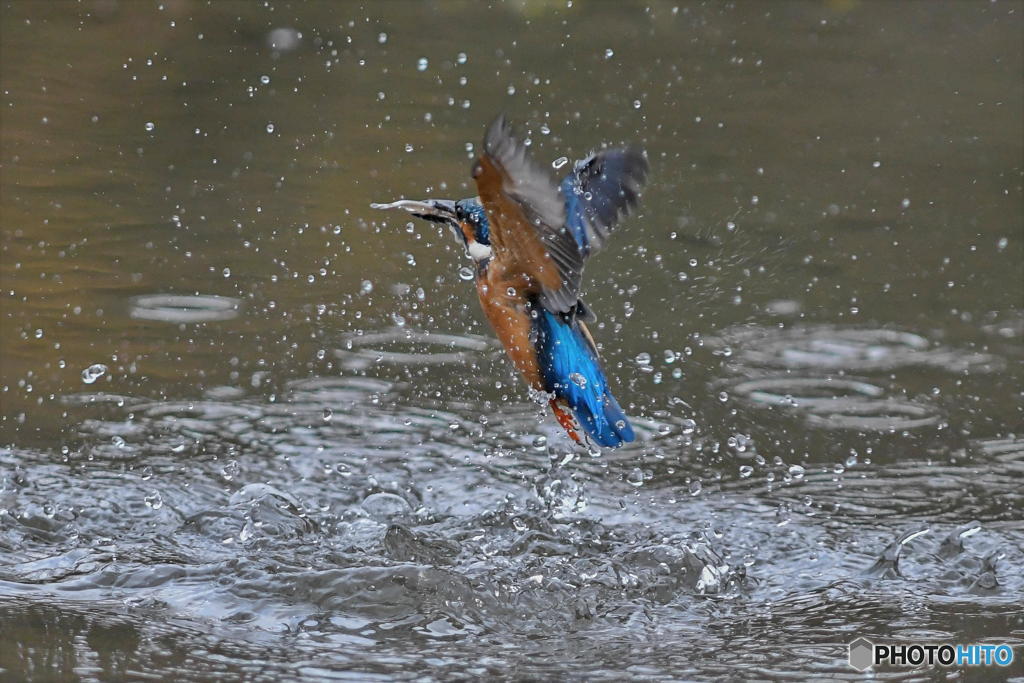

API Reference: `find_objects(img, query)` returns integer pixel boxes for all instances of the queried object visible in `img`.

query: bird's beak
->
[370,198,457,225]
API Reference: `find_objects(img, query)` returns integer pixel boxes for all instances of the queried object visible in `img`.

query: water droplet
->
[458,266,474,281]
[266,27,301,51]
[569,372,587,389]
[552,156,569,169]
[788,464,805,479]
[377,32,388,44]
[739,465,753,478]
[626,468,645,487]
[718,391,729,403]
[635,352,651,365]
[361,280,374,294]
[689,479,702,496]
[604,48,614,59]
[260,74,270,84]
[322,407,333,423]
[220,460,239,481]
[532,435,547,451]
[266,123,275,133]
[417,57,428,71]
[81,363,107,384]
[361,492,412,520]
[144,491,163,509]
[144,121,155,131]
[456,52,467,64]
[632,99,641,109]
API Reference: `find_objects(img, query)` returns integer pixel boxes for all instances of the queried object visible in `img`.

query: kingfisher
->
[372,115,647,448]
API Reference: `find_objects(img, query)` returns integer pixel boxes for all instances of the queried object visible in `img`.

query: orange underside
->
[549,399,581,444]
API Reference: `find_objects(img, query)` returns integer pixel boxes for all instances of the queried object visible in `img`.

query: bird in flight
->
[373,115,647,448]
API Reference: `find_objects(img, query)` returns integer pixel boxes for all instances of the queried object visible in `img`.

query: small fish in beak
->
[371,199,458,225]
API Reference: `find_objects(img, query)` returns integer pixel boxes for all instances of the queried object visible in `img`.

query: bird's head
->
[371,198,492,262]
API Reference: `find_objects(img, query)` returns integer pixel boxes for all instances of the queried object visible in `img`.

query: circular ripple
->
[732,377,884,407]
[334,328,491,369]
[129,294,241,323]
[805,400,941,431]
[738,327,930,372]
[731,377,941,431]
[59,392,137,407]
[980,310,1024,340]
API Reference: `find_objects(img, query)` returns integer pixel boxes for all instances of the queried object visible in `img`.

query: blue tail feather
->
[534,308,634,447]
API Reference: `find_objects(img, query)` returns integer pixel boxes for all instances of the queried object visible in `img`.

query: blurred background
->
[1,1,1022,680]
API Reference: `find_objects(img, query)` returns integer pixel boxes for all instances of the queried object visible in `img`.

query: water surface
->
[1,1,1022,680]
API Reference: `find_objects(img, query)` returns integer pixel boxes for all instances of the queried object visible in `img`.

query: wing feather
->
[561,147,648,257]
[473,115,583,314]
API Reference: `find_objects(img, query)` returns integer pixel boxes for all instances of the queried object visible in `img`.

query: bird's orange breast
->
[475,263,543,391]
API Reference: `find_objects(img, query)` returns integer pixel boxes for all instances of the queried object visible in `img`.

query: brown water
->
[1,1,1023,680]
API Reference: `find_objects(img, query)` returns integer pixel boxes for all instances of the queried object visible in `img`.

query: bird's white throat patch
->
[467,241,493,262]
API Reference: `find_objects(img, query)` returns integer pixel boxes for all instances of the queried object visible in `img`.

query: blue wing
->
[455,146,647,266]
[534,308,634,447]
[561,148,648,258]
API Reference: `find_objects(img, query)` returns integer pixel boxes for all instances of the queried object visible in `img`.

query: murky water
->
[2,1,1022,680]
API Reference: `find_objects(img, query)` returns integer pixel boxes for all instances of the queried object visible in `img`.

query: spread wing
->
[473,115,582,315]
[561,147,648,258]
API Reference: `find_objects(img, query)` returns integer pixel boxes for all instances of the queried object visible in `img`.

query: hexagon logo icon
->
[849,637,875,671]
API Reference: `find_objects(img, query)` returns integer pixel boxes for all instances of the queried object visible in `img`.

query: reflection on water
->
[1,0,1022,680]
